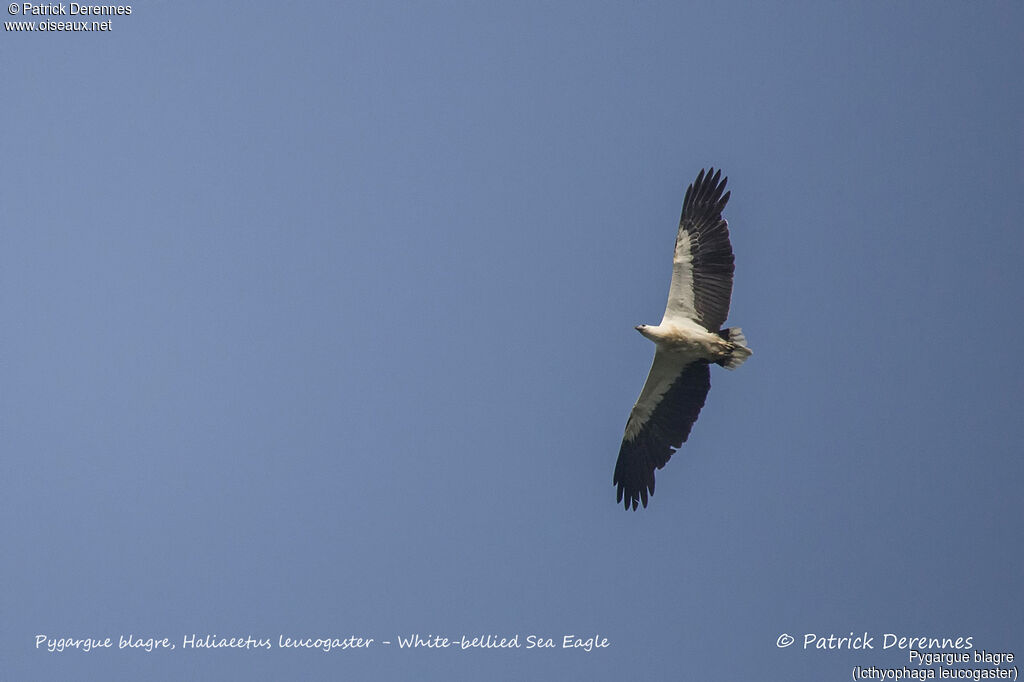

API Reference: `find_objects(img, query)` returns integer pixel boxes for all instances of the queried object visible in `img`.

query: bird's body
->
[635,320,734,358]
[614,168,751,510]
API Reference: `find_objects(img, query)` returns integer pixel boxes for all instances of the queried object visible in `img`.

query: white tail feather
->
[721,327,752,370]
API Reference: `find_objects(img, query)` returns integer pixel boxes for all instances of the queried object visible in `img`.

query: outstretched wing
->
[613,351,712,510]
[661,168,735,332]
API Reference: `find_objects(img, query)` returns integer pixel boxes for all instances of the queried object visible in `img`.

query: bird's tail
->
[716,327,752,370]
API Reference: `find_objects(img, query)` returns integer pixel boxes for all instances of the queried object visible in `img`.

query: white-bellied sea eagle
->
[613,168,752,510]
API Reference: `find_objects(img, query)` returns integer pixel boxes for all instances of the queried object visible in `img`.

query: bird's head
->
[635,324,658,341]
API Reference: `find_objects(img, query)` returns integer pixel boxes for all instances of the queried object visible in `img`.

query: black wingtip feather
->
[684,167,729,215]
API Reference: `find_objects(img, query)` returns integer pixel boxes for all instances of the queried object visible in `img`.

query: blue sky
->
[3,2,1022,680]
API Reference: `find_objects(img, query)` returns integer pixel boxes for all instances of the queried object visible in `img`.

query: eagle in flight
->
[613,168,752,510]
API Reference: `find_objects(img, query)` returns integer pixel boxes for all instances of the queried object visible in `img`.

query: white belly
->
[640,321,728,361]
